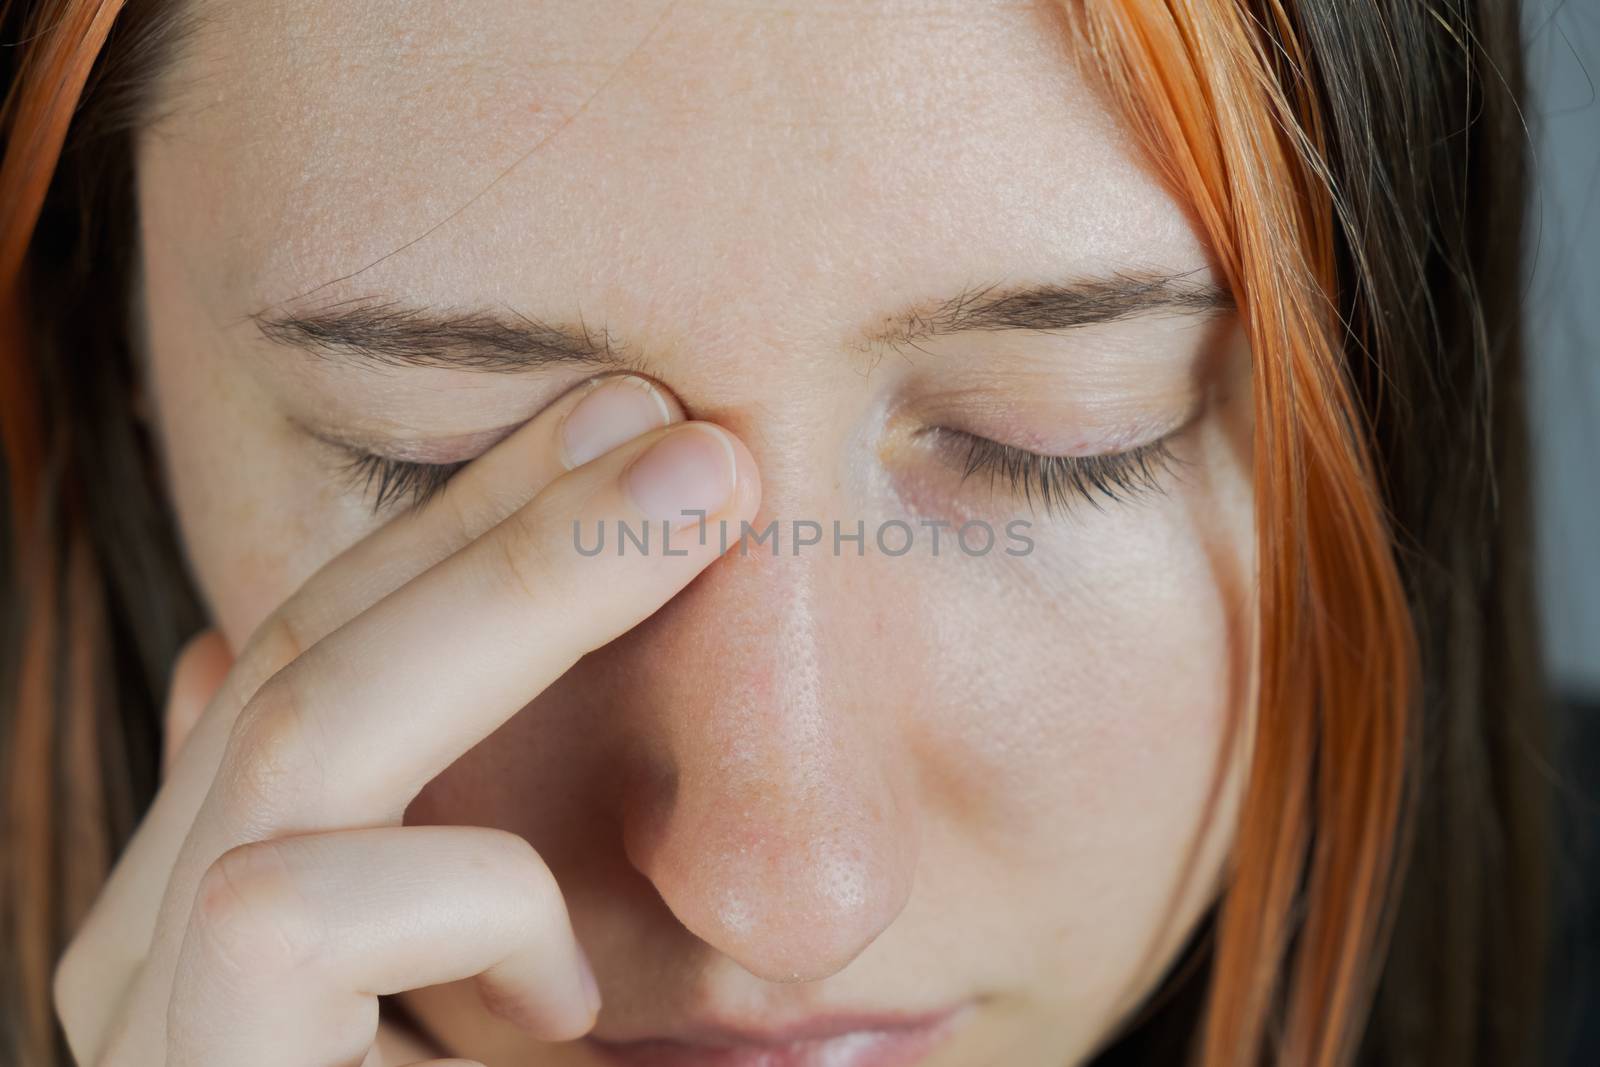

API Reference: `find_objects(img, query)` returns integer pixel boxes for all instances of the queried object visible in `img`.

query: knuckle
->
[244,611,308,676]
[482,829,560,899]
[219,675,323,826]
[191,841,320,979]
[441,473,500,541]
[467,831,567,942]
[494,505,559,604]
[232,611,310,702]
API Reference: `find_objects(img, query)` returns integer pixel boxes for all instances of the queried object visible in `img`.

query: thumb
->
[162,629,233,775]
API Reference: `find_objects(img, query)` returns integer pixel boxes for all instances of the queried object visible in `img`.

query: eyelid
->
[338,449,466,515]
[299,403,547,515]
[300,418,525,467]
[907,381,1203,458]
[925,422,1191,517]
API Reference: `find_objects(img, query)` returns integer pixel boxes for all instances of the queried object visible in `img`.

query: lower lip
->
[584,1008,966,1067]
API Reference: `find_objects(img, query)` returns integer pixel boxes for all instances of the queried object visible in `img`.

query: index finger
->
[62,373,680,988]
[114,421,758,1066]
[209,419,760,838]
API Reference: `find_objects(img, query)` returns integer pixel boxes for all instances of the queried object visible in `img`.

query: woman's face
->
[136,1,1256,1063]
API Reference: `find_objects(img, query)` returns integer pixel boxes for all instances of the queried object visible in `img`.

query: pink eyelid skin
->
[304,420,528,467]
[903,389,1204,460]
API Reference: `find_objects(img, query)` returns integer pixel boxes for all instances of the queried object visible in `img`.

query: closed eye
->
[926,426,1185,516]
[340,451,467,514]
[337,426,1187,519]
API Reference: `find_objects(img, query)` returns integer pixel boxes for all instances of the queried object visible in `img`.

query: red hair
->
[1,4,128,1062]
[1073,2,1417,1063]
[2,2,1424,1065]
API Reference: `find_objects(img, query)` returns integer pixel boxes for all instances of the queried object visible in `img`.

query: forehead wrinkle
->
[154,2,683,305]
[148,0,1205,343]
[239,2,688,306]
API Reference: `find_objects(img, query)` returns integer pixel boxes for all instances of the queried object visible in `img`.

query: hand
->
[53,373,762,1066]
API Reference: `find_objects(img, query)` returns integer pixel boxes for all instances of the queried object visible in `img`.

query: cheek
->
[900,420,1255,996]
[151,397,334,653]
[143,249,374,648]
[917,504,1251,859]
[148,367,294,647]
[871,390,1255,861]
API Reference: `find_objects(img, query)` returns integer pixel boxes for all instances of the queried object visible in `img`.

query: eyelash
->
[930,427,1183,516]
[340,451,466,514]
[339,429,1184,518]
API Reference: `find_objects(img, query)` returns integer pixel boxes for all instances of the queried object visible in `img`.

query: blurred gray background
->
[1528,0,1599,701]
[1527,2,1599,1059]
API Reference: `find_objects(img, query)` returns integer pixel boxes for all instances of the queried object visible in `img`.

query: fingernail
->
[624,424,737,525]
[561,375,674,470]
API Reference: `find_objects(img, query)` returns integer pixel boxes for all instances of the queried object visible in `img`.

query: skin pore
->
[132,0,1256,1063]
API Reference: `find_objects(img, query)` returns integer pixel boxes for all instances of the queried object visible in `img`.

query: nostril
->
[627,808,917,984]
[600,541,920,983]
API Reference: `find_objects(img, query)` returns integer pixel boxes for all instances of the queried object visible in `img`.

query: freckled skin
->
[138,1,1256,1063]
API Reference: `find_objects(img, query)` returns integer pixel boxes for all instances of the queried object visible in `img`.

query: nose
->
[605,546,920,983]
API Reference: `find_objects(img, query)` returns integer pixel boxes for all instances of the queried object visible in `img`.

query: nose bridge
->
[617,546,920,982]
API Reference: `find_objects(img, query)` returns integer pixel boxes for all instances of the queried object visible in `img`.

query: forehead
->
[144,0,1208,340]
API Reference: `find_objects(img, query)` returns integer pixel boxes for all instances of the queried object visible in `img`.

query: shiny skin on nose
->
[615,552,921,983]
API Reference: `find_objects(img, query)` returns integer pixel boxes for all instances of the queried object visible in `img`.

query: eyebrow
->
[251,272,1232,373]
[251,299,638,373]
[862,271,1233,350]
